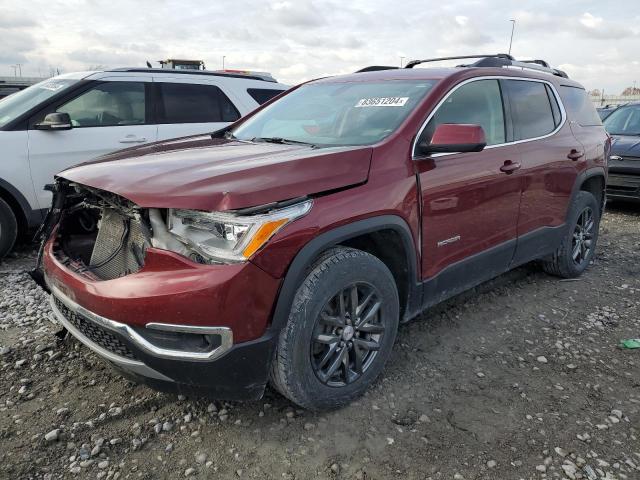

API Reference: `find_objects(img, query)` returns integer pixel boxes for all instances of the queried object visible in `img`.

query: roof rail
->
[404,54,568,79]
[355,66,399,73]
[106,67,278,83]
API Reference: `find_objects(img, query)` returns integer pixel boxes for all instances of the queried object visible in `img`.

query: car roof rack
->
[107,67,278,83]
[355,66,399,73]
[404,54,568,78]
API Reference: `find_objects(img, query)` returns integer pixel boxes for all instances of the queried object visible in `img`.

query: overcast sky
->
[1,0,639,94]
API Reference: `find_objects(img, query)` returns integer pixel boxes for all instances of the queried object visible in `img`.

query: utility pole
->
[400,56,405,68]
[222,56,226,69]
[10,65,17,77]
[16,64,22,77]
[508,19,516,55]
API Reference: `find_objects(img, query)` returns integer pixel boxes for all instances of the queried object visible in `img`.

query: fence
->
[590,95,640,107]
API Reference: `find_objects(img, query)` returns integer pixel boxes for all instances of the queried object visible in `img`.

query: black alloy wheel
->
[311,282,385,386]
[571,206,595,266]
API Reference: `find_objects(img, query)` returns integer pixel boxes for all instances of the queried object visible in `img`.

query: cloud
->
[0,0,638,94]
[0,12,38,29]
[0,28,38,63]
[575,12,638,39]
[267,1,327,28]
[441,17,493,46]
[279,63,308,77]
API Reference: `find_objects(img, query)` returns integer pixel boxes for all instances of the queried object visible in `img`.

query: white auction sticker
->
[355,97,409,108]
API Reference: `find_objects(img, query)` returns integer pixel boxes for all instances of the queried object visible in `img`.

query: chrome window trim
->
[47,282,233,362]
[412,75,568,159]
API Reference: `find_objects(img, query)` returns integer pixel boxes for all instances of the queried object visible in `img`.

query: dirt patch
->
[1,204,639,479]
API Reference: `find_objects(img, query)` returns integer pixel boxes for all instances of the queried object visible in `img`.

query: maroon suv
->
[38,54,609,409]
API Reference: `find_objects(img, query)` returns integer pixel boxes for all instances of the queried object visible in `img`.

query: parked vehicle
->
[597,104,619,120]
[602,102,640,201]
[38,54,609,410]
[0,68,288,258]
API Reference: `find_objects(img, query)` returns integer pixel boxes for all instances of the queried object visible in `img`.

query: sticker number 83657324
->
[355,97,409,108]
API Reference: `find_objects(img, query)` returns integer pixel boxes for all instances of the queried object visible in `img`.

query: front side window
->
[420,79,506,146]
[603,105,640,136]
[0,78,79,128]
[233,80,437,147]
[58,82,146,127]
[158,83,240,123]
[507,80,557,140]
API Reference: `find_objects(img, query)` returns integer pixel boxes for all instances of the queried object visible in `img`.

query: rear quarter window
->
[559,86,602,127]
[247,88,286,105]
[505,80,556,140]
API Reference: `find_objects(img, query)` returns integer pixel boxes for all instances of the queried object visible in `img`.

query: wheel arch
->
[269,215,421,332]
[0,177,42,236]
[568,168,606,219]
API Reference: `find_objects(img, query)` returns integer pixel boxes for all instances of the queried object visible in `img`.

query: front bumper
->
[43,239,282,400]
[607,172,640,201]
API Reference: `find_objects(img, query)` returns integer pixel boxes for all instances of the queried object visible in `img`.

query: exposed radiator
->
[89,208,146,280]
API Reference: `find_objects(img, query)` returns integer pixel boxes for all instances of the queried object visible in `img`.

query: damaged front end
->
[33,179,313,286]
[34,181,152,283]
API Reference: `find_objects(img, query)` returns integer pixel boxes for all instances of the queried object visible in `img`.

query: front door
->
[415,78,522,303]
[27,77,157,210]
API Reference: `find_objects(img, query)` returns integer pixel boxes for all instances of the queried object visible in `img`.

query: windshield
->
[232,80,437,147]
[603,105,640,135]
[0,78,80,128]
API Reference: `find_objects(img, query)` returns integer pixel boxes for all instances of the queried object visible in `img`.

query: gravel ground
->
[1,204,639,480]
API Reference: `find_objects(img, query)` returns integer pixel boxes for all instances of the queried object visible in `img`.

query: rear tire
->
[269,247,399,410]
[542,191,600,278]
[0,198,18,259]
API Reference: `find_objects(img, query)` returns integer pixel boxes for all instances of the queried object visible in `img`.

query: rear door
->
[27,77,156,210]
[559,85,607,170]
[416,78,522,294]
[504,79,587,264]
[154,79,241,141]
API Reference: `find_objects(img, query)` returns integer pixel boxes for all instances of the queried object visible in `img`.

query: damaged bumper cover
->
[43,236,282,400]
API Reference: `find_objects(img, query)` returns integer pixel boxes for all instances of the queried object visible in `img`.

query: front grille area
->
[608,173,640,195]
[89,208,146,280]
[53,296,138,360]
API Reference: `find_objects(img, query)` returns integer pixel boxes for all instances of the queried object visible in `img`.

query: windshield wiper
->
[251,137,317,147]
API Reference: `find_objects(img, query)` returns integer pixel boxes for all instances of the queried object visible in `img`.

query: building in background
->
[0,76,48,99]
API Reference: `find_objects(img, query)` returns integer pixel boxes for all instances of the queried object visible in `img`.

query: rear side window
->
[157,83,240,124]
[506,80,556,140]
[247,88,285,105]
[559,86,602,126]
[421,79,506,146]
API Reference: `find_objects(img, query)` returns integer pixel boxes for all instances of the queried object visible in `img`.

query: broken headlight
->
[166,200,312,263]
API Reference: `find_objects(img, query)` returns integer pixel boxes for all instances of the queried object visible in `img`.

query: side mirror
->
[34,112,72,131]
[417,124,486,155]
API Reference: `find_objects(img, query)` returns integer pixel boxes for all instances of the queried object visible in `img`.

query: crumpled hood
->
[59,135,372,211]
[611,134,640,157]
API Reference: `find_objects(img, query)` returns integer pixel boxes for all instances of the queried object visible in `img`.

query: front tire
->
[542,191,601,278]
[0,198,18,259]
[269,247,399,410]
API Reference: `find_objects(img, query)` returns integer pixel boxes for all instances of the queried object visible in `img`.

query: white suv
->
[0,68,288,257]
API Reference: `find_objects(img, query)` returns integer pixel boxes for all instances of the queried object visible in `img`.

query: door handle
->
[119,136,147,144]
[567,149,584,161]
[500,160,521,174]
